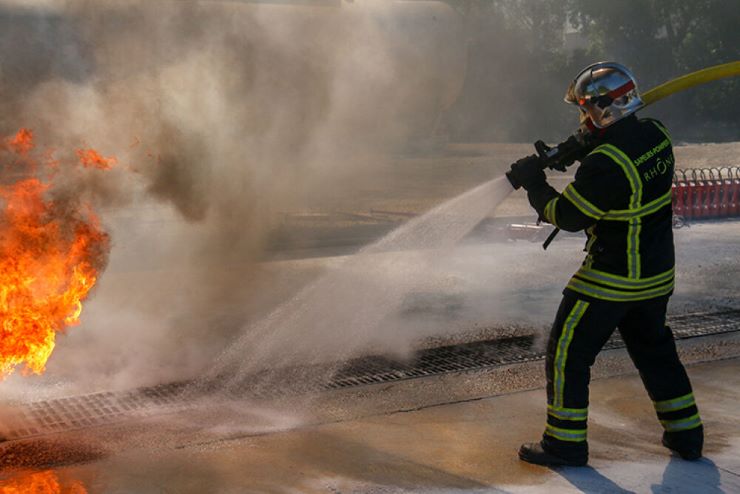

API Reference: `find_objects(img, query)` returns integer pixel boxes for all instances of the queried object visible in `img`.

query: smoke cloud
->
[0,0,473,393]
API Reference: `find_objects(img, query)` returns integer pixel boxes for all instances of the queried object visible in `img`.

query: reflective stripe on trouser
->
[543,292,699,452]
[654,392,703,432]
[567,266,675,302]
[545,298,591,444]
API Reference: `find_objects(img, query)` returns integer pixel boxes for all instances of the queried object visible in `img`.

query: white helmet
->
[565,62,644,128]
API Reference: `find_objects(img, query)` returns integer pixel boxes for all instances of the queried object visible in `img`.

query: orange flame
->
[7,128,34,155]
[0,470,87,494]
[76,148,116,170]
[0,131,111,378]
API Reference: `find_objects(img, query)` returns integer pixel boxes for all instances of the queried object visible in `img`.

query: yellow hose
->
[642,61,740,106]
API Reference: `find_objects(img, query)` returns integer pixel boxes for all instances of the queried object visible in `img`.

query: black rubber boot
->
[518,441,588,467]
[662,426,703,461]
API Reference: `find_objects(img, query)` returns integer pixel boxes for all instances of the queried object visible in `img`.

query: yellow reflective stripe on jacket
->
[660,413,702,432]
[574,266,674,290]
[654,392,696,413]
[566,277,674,302]
[553,301,589,409]
[545,424,587,442]
[544,196,559,226]
[584,225,597,252]
[631,218,642,278]
[591,144,643,204]
[602,190,673,220]
[651,120,672,141]
[590,144,643,278]
[562,184,605,220]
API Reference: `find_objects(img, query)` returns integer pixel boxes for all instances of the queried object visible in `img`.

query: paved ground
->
[1,142,739,492]
[0,357,738,493]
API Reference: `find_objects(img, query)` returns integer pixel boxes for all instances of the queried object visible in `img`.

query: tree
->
[447,0,579,141]
[566,0,740,139]
[447,0,738,141]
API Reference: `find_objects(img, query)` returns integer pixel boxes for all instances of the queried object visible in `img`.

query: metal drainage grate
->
[0,383,190,441]
[327,334,535,389]
[2,308,740,442]
[329,308,740,389]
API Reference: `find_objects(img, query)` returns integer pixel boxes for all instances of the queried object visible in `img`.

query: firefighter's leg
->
[521,292,622,465]
[617,296,703,459]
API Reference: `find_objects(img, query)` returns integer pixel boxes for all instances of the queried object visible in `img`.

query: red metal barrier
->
[718,168,731,218]
[672,166,740,224]
[672,170,684,217]
[696,169,710,218]
[731,168,740,217]
[686,169,698,219]
[708,168,722,218]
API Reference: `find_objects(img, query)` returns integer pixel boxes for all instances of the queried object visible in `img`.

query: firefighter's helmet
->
[565,62,643,128]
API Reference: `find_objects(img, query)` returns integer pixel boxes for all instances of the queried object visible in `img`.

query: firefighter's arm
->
[525,154,629,232]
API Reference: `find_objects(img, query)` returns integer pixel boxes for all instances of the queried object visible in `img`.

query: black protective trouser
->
[542,291,702,460]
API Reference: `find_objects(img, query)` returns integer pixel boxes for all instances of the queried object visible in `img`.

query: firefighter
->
[507,62,703,466]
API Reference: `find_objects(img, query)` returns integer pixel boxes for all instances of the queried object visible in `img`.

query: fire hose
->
[506,60,740,248]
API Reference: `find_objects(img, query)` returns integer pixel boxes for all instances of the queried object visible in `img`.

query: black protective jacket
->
[527,115,675,302]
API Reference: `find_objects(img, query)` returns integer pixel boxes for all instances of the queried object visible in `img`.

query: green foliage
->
[448,0,740,142]
[447,0,580,141]
[565,0,740,139]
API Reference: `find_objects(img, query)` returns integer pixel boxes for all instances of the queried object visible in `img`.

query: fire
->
[76,148,117,170]
[0,130,111,378]
[7,128,34,155]
[0,469,87,494]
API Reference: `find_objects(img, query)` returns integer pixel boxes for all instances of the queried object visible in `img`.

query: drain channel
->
[2,308,740,442]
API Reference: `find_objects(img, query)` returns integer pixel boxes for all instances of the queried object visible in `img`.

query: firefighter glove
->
[506,154,546,190]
